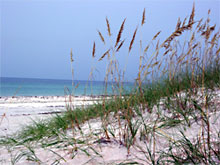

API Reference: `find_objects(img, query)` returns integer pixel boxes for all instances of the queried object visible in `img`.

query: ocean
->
[0,77,133,97]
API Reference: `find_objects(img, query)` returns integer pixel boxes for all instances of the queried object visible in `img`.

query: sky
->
[1,0,219,81]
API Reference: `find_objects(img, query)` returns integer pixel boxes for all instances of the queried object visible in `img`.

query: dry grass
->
[129,26,138,53]
[115,18,126,48]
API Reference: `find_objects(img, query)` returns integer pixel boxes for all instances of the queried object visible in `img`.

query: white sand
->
[0,96,101,136]
[0,96,102,116]
[0,91,219,164]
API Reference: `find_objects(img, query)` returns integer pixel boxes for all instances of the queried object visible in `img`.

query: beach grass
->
[0,4,220,164]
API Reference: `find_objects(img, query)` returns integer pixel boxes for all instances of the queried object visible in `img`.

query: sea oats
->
[163,49,170,56]
[151,61,159,68]
[205,27,211,40]
[210,24,216,31]
[92,42,96,58]
[182,17,187,27]
[99,49,110,61]
[190,32,195,43]
[141,8,146,26]
[158,61,162,69]
[106,17,111,36]
[144,45,150,53]
[115,18,126,48]
[196,18,203,30]
[177,54,188,64]
[70,48,74,62]
[192,43,198,49]
[152,31,161,40]
[116,39,125,52]
[201,22,207,31]
[210,33,217,46]
[188,2,195,26]
[216,47,220,55]
[156,39,160,50]
[97,30,105,44]
[162,22,195,49]
[176,17,181,31]
[192,57,199,62]
[129,26,138,52]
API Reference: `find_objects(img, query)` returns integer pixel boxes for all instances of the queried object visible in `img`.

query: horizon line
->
[0,76,135,83]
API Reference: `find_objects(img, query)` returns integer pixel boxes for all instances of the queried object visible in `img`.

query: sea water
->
[0,77,133,97]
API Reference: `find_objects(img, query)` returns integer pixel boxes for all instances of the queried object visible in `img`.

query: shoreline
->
[0,94,110,103]
[0,95,104,115]
[0,94,116,101]
[0,94,112,98]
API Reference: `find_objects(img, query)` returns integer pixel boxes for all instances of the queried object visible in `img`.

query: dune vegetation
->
[0,4,220,164]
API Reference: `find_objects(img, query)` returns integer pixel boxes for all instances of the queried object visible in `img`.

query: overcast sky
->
[1,0,219,81]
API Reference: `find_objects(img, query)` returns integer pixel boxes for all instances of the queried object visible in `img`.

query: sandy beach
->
[0,95,102,136]
[0,90,219,164]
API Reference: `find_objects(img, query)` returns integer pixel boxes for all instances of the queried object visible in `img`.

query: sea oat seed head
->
[188,2,195,27]
[182,17,187,27]
[152,31,161,40]
[70,48,74,62]
[115,18,126,48]
[141,8,146,26]
[99,49,110,61]
[129,26,138,52]
[97,30,105,44]
[106,17,111,36]
[116,39,125,52]
[176,17,181,31]
[92,42,96,58]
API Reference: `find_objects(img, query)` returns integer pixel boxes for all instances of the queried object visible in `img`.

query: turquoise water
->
[0,77,133,96]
